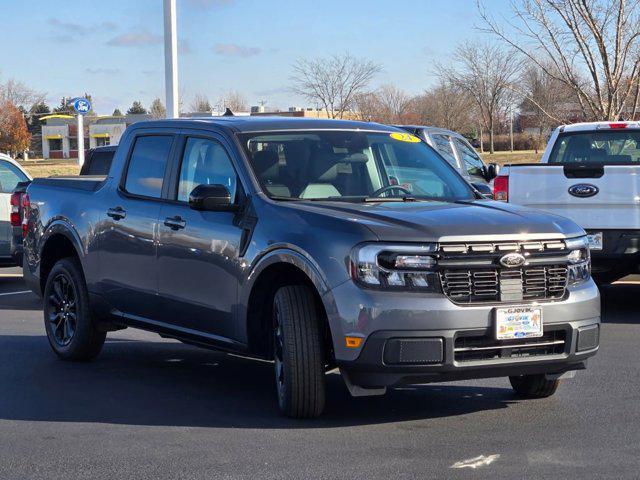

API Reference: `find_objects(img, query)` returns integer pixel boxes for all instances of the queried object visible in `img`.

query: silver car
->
[397,125,499,187]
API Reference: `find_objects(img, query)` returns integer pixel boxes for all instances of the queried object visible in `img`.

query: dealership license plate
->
[495,306,543,340]
[587,232,603,250]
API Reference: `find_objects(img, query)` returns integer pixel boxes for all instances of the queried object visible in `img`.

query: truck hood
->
[284,199,585,242]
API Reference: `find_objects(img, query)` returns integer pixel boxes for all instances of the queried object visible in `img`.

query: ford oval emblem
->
[499,252,526,268]
[568,183,599,198]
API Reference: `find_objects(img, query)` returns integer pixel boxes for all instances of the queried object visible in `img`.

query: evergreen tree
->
[126,101,148,115]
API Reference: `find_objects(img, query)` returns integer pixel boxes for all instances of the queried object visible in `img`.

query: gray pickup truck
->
[23,117,600,418]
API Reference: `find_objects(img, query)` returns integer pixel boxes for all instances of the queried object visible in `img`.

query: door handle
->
[107,207,126,220]
[164,216,186,230]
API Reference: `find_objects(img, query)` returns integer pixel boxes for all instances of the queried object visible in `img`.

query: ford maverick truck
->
[23,117,600,418]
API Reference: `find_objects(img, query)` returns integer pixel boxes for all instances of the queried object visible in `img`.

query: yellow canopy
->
[45,134,63,140]
[40,114,74,121]
[91,133,110,138]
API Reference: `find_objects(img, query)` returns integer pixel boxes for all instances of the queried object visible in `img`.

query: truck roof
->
[130,116,398,134]
[559,121,640,132]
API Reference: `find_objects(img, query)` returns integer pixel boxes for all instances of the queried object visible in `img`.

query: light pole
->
[509,108,514,152]
[163,0,179,119]
[77,114,85,166]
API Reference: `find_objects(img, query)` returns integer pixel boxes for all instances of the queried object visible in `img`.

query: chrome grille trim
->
[454,329,568,362]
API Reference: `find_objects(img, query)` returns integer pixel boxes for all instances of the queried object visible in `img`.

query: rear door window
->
[124,136,174,198]
[431,134,458,167]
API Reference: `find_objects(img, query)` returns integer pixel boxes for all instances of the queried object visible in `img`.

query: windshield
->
[548,130,640,164]
[239,130,474,202]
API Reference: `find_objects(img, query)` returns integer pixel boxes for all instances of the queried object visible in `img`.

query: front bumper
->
[325,279,600,388]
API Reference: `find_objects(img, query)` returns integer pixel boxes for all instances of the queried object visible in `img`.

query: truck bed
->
[30,175,107,192]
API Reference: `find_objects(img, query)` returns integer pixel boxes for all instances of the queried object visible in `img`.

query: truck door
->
[156,133,244,341]
[97,133,175,320]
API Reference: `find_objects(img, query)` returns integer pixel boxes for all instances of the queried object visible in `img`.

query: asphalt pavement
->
[0,267,638,479]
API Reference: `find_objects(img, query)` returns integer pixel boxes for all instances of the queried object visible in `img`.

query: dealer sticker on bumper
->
[495,306,543,340]
[587,232,603,250]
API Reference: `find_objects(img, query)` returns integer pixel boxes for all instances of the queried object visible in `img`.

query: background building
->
[41,114,152,159]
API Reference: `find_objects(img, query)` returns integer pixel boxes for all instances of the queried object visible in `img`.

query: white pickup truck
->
[494,121,640,284]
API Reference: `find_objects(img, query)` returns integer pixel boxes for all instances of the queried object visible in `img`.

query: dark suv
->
[23,117,600,418]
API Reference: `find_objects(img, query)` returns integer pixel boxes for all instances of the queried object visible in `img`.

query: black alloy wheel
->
[47,273,78,347]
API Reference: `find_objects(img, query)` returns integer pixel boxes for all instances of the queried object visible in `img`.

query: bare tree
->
[518,63,577,146]
[291,53,382,119]
[190,93,212,113]
[0,78,45,110]
[479,0,640,121]
[353,91,381,122]
[437,42,522,153]
[376,85,414,123]
[149,98,166,119]
[219,90,248,112]
[414,81,476,133]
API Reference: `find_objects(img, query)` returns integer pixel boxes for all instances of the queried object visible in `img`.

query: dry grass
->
[21,162,80,178]
[480,150,543,166]
[17,150,543,179]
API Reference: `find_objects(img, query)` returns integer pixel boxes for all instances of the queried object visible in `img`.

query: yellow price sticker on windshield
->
[390,132,421,143]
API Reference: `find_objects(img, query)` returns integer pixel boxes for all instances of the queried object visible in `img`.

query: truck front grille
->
[439,266,568,304]
[454,329,567,363]
[437,240,570,304]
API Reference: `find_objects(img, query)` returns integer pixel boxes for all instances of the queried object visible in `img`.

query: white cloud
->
[213,43,262,58]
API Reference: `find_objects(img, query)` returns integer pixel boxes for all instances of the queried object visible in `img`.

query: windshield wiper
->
[364,196,420,202]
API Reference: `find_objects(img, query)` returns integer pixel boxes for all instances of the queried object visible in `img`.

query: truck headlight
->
[565,236,591,285]
[350,243,439,291]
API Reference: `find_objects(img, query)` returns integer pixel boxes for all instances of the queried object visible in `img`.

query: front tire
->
[43,258,106,361]
[273,285,326,418]
[509,374,560,398]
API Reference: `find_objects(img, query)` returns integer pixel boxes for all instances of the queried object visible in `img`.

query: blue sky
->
[1,0,509,114]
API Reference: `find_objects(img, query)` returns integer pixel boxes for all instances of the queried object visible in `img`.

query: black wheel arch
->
[243,250,338,363]
[38,223,85,294]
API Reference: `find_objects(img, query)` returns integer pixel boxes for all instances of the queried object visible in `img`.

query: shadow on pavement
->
[0,334,518,429]
[600,282,640,324]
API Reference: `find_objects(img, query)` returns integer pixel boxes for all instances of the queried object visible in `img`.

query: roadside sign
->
[71,98,92,115]
[68,97,91,167]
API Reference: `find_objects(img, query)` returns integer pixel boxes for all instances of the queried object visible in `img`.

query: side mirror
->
[471,182,494,199]
[189,184,237,212]
[486,163,500,180]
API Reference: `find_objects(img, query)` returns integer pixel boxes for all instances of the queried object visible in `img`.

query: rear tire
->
[273,285,326,418]
[43,258,106,361]
[509,374,560,398]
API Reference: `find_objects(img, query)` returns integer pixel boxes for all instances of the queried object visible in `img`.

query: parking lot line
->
[0,290,32,297]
